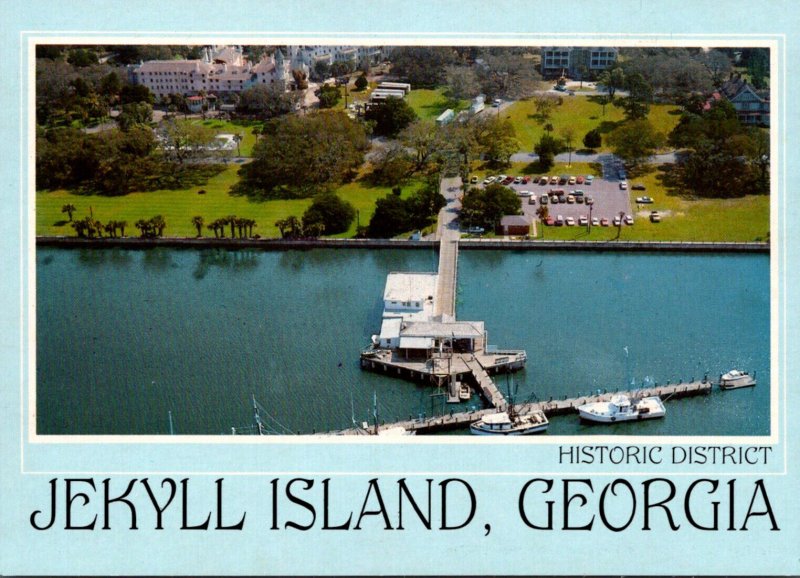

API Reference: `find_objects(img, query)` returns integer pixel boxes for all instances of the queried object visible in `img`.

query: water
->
[36,247,770,436]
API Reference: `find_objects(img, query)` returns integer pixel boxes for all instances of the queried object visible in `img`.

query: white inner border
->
[21,33,785,476]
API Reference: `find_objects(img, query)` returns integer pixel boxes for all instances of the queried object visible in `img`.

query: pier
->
[336,379,713,435]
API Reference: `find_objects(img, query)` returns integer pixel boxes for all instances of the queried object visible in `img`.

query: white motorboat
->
[720,370,756,390]
[469,409,549,435]
[459,383,472,401]
[577,394,665,423]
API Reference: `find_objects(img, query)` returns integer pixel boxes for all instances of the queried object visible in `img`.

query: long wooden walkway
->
[335,379,712,435]
[464,356,506,410]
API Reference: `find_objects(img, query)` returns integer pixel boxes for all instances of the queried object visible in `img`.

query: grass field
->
[405,88,469,121]
[536,165,770,242]
[504,95,682,152]
[188,118,261,157]
[36,165,426,239]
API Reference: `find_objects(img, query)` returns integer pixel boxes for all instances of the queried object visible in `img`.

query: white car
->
[517,190,533,197]
[613,216,622,226]
[565,217,575,226]
[619,181,628,190]
[483,176,496,185]
[591,217,600,226]
[624,215,634,225]
[578,216,588,226]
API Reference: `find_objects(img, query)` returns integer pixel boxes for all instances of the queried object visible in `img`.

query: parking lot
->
[478,168,636,227]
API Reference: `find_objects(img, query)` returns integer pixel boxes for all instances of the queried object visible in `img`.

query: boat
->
[470,409,549,435]
[459,383,472,401]
[577,394,665,423]
[720,369,756,390]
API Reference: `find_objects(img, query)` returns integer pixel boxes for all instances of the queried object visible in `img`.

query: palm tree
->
[615,211,625,240]
[226,215,237,238]
[117,220,127,237]
[247,219,257,238]
[274,218,289,238]
[207,222,219,238]
[234,133,243,157]
[104,221,117,238]
[286,216,302,238]
[71,220,87,238]
[151,215,166,238]
[135,219,151,238]
[191,215,205,237]
[61,204,77,222]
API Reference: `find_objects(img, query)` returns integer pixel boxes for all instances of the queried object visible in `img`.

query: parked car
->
[467,226,485,234]
[572,190,584,196]
[576,195,585,204]
[576,176,585,184]
[613,216,622,226]
[557,195,566,204]
[636,196,654,204]
[591,217,600,226]
[567,195,575,204]
[545,216,555,226]
[502,176,515,185]
[539,176,549,185]
[632,183,646,191]
[549,176,559,184]
[517,190,533,197]
[600,218,610,226]
[650,211,661,223]
[514,176,523,184]
[483,176,495,185]
[522,176,531,184]
[619,181,628,190]
[492,98,502,107]
[555,215,564,226]
[565,217,575,226]
[470,176,479,184]
[585,175,594,185]
[549,196,558,204]
[540,195,549,205]
[585,196,594,205]
[578,216,588,226]
[559,175,569,185]
[624,215,634,225]
[528,195,536,205]
[568,176,577,185]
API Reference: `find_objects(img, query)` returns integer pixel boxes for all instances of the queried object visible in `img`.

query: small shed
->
[497,214,532,236]
[436,109,455,125]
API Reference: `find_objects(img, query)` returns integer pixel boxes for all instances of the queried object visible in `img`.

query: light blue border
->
[2,1,799,575]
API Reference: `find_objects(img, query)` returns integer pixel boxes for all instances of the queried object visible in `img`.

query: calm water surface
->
[36,247,769,436]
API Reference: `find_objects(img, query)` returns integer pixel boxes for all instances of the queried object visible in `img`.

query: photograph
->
[34,42,771,437]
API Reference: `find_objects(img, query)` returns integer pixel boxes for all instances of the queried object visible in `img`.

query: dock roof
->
[400,320,485,339]
[383,272,438,303]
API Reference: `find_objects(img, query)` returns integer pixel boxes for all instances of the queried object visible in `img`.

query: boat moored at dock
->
[577,394,665,423]
[469,409,549,435]
[719,369,757,390]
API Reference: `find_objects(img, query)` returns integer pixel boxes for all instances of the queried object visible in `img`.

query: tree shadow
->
[653,163,696,199]
[53,219,68,227]
[597,120,623,134]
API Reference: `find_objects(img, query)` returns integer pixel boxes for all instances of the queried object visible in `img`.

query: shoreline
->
[36,236,770,253]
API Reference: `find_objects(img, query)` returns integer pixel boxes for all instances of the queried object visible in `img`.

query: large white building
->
[133,45,305,99]
[540,46,618,78]
[288,45,388,68]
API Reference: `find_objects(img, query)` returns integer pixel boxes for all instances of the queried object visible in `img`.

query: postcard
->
[1,0,798,575]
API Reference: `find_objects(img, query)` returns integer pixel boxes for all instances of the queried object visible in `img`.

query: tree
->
[476,52,543,100]
[532,93,558,123]
[119,84,153,105]
[746,48,769,90]
[368,143,415,185]
[291,68,309,90]
[460,183,522,230]
[615,211,625,240]
[597,67,625,99]
[367,193,410,238]
[620,72,652,121]
[312,60,331,82]
[237,85,299,119]
[560,127,576,167]
[607,120,665,167]
[317,84,341,109]
[471,115,519,168]
[158,119,216,164]
[700,49,733,87]
[399,120,443,172]
[238,111,368,198]
[364,97,418,137]
[116,102,153,131]
[534,134,564,171]
[390,46,457,87]
[61,203,76,222]
[354,73,368,91]
[301,192,356,235]
[406,182,447,229]
[445,65,480,100]
[583,129,602,150]
[191,215,204,237]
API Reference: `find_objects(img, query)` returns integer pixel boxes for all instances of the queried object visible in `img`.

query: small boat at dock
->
[577,394,665,423]
[470,409,549,435]
[719,369,756,390]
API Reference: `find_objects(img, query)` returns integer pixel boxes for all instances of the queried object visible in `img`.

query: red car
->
[522,176,531,184]
[545,216,555,226]
[502,176,515,185]
[576,176,584,184]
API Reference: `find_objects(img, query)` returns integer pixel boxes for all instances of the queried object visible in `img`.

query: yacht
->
[720,369,756,390]
[577,394,665,423]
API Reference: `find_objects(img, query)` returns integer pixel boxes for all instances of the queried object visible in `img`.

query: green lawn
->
[537,165,770,242]
[37,165,427,239]
[405,88,469,121]
[504,95,682,152]
[189,118,261,157]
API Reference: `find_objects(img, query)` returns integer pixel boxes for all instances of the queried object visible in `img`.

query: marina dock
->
[336,379,712,435]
